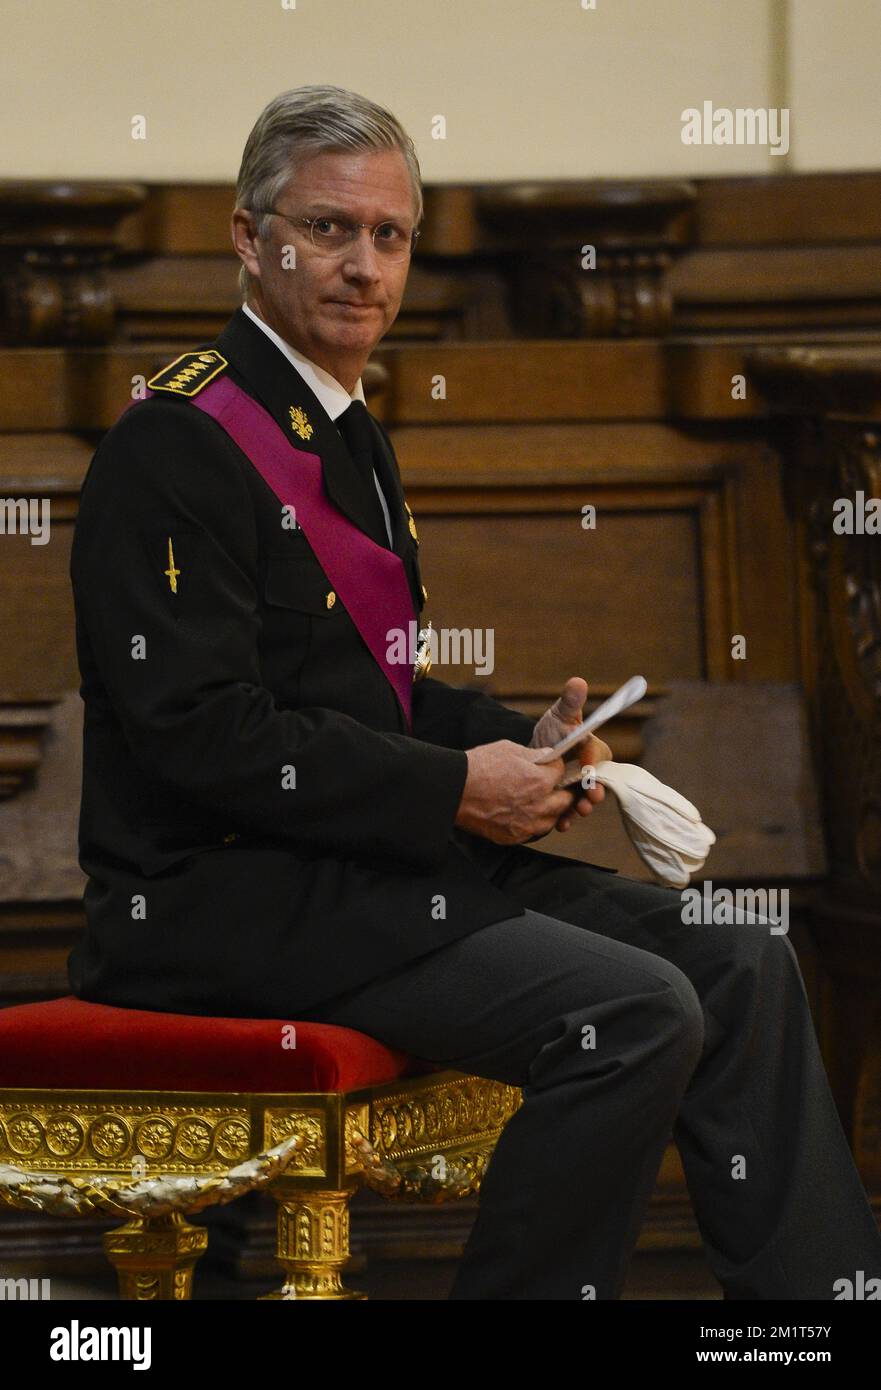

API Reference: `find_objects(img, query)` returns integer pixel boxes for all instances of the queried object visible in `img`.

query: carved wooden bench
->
[0,997,520,1299]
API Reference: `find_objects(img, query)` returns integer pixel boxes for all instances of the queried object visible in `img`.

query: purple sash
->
[134,377,416,728]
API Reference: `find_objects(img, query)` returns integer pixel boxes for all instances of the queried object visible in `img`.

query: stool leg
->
[261,1183,366,1300]
[103,1212,207,1300]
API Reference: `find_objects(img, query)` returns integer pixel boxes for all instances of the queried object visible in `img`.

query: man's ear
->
[231,208,261,281]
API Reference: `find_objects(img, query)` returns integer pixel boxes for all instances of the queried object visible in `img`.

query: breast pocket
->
[263,553,343,616]
[260,552,344,699]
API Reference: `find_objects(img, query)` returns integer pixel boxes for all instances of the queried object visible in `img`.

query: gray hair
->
[234,85,423,298]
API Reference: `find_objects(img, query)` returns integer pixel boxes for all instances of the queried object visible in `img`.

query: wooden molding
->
[475,180,696,337]
[0,703,58,799]
[5,173,881,347]
[0,182,145,346]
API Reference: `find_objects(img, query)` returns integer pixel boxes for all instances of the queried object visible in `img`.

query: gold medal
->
[413,620,432,681]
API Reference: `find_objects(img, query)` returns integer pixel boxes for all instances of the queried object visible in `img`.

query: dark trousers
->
[302,841,881,1299]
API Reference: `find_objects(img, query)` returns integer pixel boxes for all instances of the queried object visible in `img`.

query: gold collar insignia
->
[289,406,314,441]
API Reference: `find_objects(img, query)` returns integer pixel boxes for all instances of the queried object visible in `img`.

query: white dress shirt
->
[241,301,393,545]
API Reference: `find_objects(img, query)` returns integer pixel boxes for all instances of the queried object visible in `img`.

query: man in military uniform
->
[68,86,881,1300]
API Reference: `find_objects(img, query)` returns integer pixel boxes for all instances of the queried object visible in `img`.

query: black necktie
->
[336,401,391,549]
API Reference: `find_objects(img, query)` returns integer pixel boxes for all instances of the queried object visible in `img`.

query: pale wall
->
[787,0,881,170]
[0,0,875,183]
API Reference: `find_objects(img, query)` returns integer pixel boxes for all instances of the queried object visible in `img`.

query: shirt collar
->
[241,300,365,420]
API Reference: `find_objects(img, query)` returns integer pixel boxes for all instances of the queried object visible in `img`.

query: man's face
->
[233,148,416,389]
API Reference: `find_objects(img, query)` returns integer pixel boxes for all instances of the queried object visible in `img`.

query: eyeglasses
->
[253,209,420,261]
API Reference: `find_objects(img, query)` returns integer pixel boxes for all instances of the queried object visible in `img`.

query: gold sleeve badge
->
[164,537,180,593]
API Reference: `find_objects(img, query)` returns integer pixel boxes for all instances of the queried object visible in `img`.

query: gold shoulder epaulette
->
[147,349,228,397]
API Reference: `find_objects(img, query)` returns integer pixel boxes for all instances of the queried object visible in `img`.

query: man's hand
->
[454,741,577,845]
[529,676,613,833]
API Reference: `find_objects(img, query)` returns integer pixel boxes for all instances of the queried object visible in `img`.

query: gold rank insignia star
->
[289,405,314,441]
[405,501,419,542]
[147,350,227,397]
[164,537,180,593]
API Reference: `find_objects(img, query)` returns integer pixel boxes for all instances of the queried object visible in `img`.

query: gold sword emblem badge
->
[164,537,180,593]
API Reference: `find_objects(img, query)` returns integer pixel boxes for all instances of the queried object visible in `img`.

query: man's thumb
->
[556,677,587,719]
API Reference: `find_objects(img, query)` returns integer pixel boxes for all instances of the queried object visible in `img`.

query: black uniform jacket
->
[67,307,540,1018]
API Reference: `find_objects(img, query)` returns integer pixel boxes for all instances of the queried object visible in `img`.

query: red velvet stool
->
[0,997,521,1300]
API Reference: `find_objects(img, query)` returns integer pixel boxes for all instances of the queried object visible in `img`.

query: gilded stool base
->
[260,1186,366,1300]
[103,1212,207,1301]
[0,1074,522,1301]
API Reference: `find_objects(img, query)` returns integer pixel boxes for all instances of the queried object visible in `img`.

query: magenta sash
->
[135,377,416,728]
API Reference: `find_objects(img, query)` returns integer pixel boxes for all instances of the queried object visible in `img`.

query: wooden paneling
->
[393,421,796,687]
[692,173,881,245]
[385,340,667,420]
[418,508,704,692]
[0,437,85,701]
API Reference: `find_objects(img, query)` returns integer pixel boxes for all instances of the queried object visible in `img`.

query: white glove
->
[568,760,715,889]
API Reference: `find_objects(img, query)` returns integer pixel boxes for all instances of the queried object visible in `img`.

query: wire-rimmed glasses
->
[253,209,420,261]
